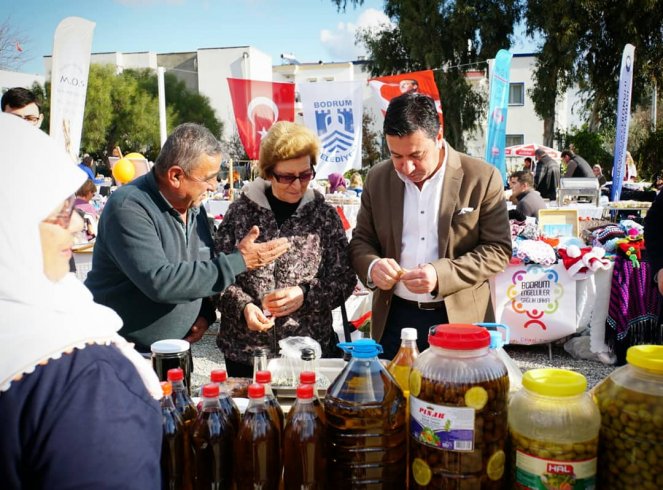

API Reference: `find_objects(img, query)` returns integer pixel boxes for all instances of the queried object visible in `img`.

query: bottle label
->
[515,450,597,489]
[410,396,475,451]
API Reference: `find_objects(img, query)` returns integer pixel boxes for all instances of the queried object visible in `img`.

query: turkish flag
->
[227,78,295,160]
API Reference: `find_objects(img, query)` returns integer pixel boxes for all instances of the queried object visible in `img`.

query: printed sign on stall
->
[491,264,577,344]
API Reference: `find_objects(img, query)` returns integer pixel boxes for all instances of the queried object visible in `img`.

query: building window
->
[506,134,524,146]
[509,83,525,106]
[323,76,335,82]
[306,77,318,83]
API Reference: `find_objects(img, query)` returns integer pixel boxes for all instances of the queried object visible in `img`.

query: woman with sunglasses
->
[215,121,356,377]
[0,114,162,488]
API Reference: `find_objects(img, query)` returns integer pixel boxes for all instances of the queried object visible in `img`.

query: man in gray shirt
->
[86,123,289,350]
[509,170,547,220]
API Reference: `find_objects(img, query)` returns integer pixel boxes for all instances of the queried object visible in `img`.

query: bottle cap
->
[627,345,663,373]
[255,370,272,383]
[401,328,418,340]
[338,339,383,358]
[167,367,184,381]
[300,347,316,361]
[300,371,316,384]
[428,324,490,350]
[523,368,587,397]
[151,338,190,354]
[248,383,265,398]
[296,384,314,399]
[161,381,172,397]
[202,383,220,398]
[210,369,228,383]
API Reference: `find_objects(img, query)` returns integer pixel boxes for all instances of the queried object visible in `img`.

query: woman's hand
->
[243,303,275,332]
[261,287,305,318]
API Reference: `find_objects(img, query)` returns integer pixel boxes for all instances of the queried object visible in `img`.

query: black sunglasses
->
[271,169,316,185]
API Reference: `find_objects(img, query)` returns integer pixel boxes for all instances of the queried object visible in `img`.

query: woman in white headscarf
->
[0,114,163,488]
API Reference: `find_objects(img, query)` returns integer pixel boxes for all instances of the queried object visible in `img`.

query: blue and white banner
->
[300,81,363,180]
[49,17,95,162]
[610,44,636,202]
[485,49,512,184]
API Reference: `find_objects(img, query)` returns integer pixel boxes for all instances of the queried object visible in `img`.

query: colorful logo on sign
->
[506,265,564,330]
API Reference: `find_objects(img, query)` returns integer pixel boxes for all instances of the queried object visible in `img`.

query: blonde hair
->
[350,173,363,187]
[258,122,320,179]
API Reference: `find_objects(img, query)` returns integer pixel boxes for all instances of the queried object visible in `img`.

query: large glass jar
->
[509,368,600,489]
[409,324,509,489]
[594,345,663,489]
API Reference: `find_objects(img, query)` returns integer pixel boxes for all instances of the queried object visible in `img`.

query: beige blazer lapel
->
[438,146,463,257]
[389,168,404,263]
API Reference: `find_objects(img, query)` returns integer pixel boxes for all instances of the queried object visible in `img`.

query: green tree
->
[338,0,522,150]
[131,68,223,138]
[361,111,383,167]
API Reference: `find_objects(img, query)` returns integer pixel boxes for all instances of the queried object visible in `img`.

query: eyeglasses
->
[43,195,76,229]
[271,169,316,185]
[184,172,218,186]
[10,113,41,124]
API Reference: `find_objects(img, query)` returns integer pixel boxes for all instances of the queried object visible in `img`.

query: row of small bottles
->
[160,366,323,489]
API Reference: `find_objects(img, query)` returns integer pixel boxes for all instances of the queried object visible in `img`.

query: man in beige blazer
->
[349,93,512,358]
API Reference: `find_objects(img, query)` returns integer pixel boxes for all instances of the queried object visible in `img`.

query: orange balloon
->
[112,157,136,184]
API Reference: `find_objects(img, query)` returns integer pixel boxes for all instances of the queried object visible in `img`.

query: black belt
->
[393,295,445,311]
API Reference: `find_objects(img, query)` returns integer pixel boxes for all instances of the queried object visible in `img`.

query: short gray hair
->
[154,123,222,176]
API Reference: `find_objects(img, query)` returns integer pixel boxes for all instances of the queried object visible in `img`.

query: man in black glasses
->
[1,87,44,128]
[86,123,290,352]
[350,93,512,359]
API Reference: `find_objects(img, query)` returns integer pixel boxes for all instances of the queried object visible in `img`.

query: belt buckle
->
[417,301,435,311]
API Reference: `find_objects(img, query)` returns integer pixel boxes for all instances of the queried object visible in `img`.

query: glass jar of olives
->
[509,368,600,489]
[408,324,509,489]
[594,345,663,490]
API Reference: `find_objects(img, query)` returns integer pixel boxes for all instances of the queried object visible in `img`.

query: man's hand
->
[261,287,304,318]
[244,303,275,332]
[401,264,438,295]
[370,258,404,290]
[183,315,209,344]
[238,225,290,270]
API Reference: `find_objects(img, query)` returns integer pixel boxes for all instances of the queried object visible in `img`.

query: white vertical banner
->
[49,17,95,161]
[299,81,363,180]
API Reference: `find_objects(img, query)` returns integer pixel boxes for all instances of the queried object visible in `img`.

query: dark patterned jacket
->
[214,178,356,365]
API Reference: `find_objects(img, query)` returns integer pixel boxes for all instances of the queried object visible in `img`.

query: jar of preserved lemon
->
[594,345,663,490]
[509,368,600,489]
[409,324,509,489]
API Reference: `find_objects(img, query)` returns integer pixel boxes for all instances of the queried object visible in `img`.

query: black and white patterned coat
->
[214,178,356,365]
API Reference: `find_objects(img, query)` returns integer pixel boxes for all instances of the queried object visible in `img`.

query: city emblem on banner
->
[299,80,362,179]
[314,99,355,163]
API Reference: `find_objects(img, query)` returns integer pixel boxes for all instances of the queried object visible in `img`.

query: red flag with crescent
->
[227,78,295,160]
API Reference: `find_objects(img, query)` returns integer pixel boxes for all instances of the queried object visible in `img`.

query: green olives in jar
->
[509,368,600,489]
[594,345,663,490]
[409,324,509,489]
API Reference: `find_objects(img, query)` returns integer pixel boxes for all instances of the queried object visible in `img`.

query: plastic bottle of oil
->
[255,370,285,436]
[190,383,235,489]
[283,384,327,489]
[167,367,197,490]
[210,369,241,434]
[324,339,407,488]
[300,371,325,422]
[235,383,282,490]
[160,381,184,490]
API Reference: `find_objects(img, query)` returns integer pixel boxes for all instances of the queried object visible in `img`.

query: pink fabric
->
[328,173,346,193]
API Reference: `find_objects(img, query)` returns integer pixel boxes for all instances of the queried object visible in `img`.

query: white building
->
[0,69,45,98]
[24,48,583,158]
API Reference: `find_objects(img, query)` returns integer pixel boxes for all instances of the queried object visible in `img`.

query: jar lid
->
[401,328,418,340]
[151,338,190,354]
[627,345,663,373]
[523,368,587,397]
[428,324,490,350]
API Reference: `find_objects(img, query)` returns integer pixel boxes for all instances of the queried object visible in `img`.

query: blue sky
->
[7,0,396,75]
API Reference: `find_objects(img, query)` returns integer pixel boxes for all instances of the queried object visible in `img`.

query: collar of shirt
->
[394,140,448,302]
